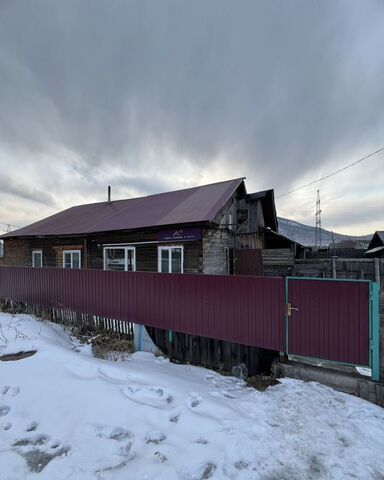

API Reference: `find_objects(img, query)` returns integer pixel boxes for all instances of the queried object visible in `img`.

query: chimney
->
[108,186,111,203]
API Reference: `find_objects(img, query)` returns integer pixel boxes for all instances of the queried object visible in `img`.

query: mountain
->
[277,217,372,247]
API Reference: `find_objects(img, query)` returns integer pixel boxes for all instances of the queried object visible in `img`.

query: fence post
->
[284,277,289,356]
[370,281,380,382]
[168,330,173,358]
[374,258,380,284]
[137,324,143,351]
[332,257,337,279]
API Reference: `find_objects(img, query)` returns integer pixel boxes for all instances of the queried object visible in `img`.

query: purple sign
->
[158,227,202,242]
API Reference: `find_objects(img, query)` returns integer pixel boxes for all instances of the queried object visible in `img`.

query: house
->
[365,231,384,258]
[0,178,284,275]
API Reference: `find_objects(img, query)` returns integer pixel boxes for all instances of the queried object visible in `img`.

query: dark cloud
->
[0,174,57,207]
[0,0,383,232]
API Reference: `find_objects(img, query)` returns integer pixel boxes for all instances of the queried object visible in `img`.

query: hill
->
[277,217,372,247]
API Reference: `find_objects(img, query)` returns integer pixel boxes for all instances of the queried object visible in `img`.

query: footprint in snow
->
[13,434,50,447]
[145,431,166,444]
[89,424,135,442]
[234,460,249,471]
[12,435,71,473]
[2,386,20,397]
[222,460,250,478]
[122,385,173,409]
[186,393,203,409]
[2,422,12,431]
[154,451,167,463]
[178,461,217,480]
[0,405,11,416]
[169,411,180,423]
[26,421,39,432]
[193,437,208,445]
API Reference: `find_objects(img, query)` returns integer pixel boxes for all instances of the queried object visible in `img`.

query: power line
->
[276,146,384,198]
[0,221,21,230]
[315,190,322,249]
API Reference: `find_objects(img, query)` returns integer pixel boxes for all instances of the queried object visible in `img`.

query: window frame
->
[0,240,4,258]
[158,245,184,273]
[103,246,136,272]
[32,250,43,268]
[63,250,81,269]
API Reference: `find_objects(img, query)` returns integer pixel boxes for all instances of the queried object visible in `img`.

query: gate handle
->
[287,303,299,317]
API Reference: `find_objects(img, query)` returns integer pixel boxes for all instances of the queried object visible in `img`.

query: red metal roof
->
[5,178,244,237]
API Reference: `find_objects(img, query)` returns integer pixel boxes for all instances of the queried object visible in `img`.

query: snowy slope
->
[278,217,372,247]
[0,313,384,479]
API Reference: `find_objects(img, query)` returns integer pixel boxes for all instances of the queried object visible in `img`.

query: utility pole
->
[315,190,322,249]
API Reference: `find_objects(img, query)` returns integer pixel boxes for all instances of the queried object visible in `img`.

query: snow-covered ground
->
[0,313,383,480]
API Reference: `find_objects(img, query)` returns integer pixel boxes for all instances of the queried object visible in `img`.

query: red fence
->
[287,278,370,366]
[0,267,285,352]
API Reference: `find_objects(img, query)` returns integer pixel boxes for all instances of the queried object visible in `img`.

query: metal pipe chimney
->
[108,186,111,203]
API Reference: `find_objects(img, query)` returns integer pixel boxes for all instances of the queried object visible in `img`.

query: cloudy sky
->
[0,0,383,235]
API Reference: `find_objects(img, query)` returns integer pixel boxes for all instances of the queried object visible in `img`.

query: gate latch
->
[286,303,299,317]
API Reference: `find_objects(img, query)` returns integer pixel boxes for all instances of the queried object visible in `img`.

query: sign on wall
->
[158,227,202,242]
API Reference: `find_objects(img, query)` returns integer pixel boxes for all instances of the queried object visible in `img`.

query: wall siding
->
[202,228,234,275]
[1,227,205,274]
[0,239,28,266]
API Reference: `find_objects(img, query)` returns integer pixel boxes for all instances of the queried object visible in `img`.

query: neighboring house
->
[365,231,384,258]
[0,179,283,275]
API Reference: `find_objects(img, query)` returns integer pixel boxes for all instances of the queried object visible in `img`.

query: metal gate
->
[286,277,380,381]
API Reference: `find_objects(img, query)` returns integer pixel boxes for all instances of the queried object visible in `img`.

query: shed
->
[365,231,384,258]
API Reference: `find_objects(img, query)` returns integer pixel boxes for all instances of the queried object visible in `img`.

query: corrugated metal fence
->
[0,266,285,352]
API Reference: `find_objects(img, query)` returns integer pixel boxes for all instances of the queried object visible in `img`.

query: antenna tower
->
[315,190,322,249]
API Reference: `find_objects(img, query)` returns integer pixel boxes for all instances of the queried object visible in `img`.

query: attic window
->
[237,209,249,231]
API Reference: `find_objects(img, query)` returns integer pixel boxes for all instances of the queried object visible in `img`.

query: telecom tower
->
[315,190,322,249]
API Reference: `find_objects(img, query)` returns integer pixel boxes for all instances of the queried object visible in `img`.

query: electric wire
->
[276,146,384,198]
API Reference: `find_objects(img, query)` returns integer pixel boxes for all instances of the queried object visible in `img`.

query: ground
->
[0,314,383,480]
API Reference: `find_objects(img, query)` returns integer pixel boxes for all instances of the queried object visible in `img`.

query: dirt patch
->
[91,334,134,361]
[66,324,134,361]
[0,350,37,362]
[246,375,280,391]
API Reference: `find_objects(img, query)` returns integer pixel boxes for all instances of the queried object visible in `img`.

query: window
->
[32,250,42,267]
[63,250,81,269]
[104,247,136,271]
[158,246,183,273]
[228,212,233,230]
[237,209,249,233]
[0,240,3,258]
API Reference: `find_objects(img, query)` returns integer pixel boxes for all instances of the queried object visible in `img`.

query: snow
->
[0,313,384,479]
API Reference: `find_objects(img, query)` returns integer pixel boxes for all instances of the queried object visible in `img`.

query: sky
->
[0,0,383,236]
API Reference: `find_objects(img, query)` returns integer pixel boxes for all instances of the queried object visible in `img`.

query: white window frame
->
[32,250,43,268]
[63,250,81,269]
[103,246,136,272]
[158,246,184,273]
